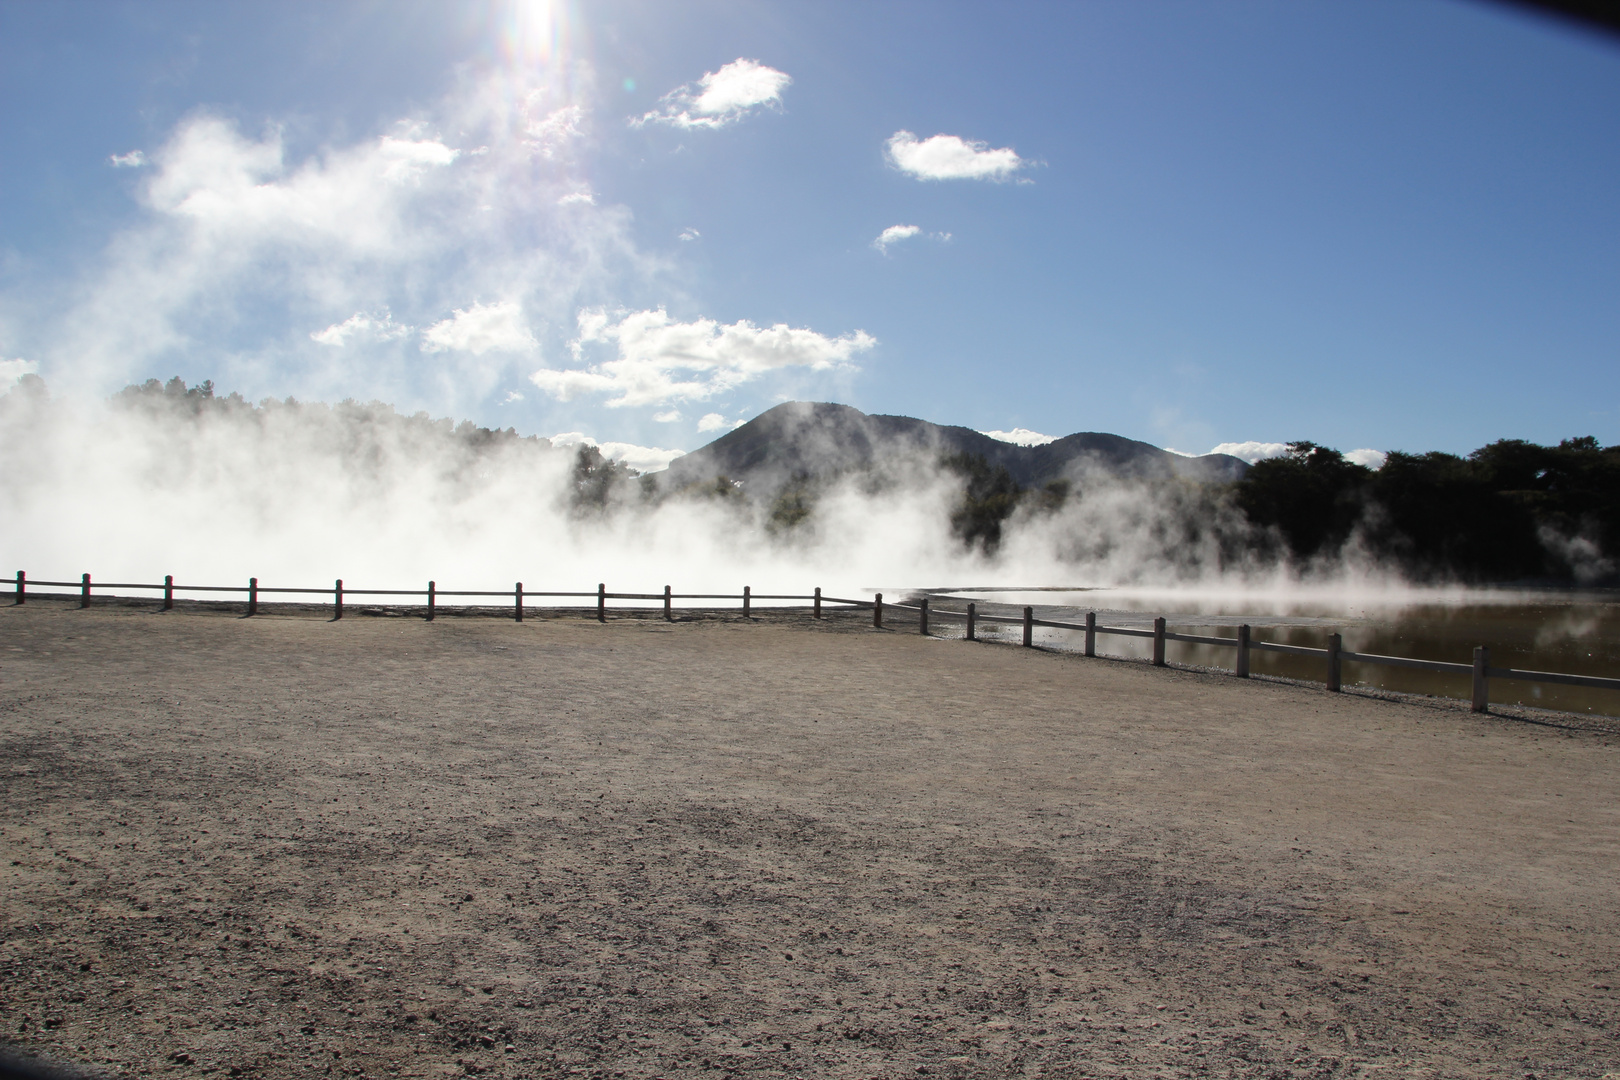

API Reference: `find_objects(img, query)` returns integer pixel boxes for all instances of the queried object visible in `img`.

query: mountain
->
[657,401,1247,493]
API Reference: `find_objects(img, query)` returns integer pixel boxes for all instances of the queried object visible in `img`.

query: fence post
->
[919,597,929,636]
[664,585,672,621]
[966,602,976,641]
[515,582,524,623]
[873,593,883,629]
[813,586,821,619]
[1023,606,1033,647]
[1236,624,1250,678]
[426,581,435,622]
[1472,646,1490,713]
[1152,617,1166,666]
[15,571,24,606]
[335,579,343,621]
[597,583,606,623]
[81,573,91,609]
[247,576,258,616]
[1084,611,1096,657]
[163,575,173,611]
[743,585,751,618]
[1327,633,1342,692]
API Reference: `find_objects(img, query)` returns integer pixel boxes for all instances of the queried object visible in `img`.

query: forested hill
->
[1236,439,1620,584]
[659,401,1248,493]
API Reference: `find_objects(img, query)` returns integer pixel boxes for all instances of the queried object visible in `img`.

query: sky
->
[1,0,1617,470]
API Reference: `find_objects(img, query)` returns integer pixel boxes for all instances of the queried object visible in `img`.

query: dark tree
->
[1233,442,1371,561]
[1234,436,1620,582]
[941,452,1024,553]
[571,444,636,510]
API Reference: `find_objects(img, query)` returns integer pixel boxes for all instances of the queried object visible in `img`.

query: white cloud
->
[109,150,147,168]
[885,130,1025,181]
[981,427,1057,447]
[557,190,595,206]
[678,227,700,242]
[310,311,411,346]
[373,135,459,181]
[601,441,684,472]
[15,71,677,415]
[547,431,684,473]
[1203,441,1387,469]
[529,308,874,408]
[420,301,538,356]
[873,224,920,251]
[525,102,583,159]
[1346,448,1388,470]
[653,409,682,422]
[0,357,39,383]
[39,113,472,394]
[697,412,746,433]
[636,59,792,130]
[1208,441,1291,463]
[501,390,524,404]
[872,224,952,253]
[142,121,463,240]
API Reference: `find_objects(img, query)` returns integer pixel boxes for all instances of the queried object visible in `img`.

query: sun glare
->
[498,0,570,67]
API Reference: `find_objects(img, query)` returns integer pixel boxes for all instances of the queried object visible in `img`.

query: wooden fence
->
[11,570,1619,717]
[9,570,875,626]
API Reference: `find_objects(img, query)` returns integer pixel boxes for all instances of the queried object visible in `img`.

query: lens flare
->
[466,0,590,147]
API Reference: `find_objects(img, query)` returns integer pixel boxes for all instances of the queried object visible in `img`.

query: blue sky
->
[1,0,1616,467]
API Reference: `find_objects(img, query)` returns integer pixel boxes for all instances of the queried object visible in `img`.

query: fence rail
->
[11,570,1617,715]
[886,596,1617,711]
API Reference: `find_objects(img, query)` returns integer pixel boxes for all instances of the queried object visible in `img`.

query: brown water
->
[925,587,1620,719]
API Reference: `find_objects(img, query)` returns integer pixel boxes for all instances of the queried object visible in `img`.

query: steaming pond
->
[917,587,1620,720]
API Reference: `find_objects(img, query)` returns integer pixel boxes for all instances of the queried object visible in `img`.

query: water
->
[918,587,1620,719]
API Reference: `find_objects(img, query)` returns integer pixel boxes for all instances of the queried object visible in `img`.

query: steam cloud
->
[0,375,1417,603]
[0,378,978,595]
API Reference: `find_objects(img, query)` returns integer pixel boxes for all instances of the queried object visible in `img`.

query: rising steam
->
[5,377,1600,606]
[0,374,1397,604]
[0,378,981,595]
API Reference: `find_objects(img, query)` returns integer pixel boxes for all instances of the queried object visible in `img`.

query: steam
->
[0,374,1439,609]
[1537,525,1615,586]
[6,374,1610,613]
[0,378,985,596]
[4,63,669,425]
[0,358,38,383]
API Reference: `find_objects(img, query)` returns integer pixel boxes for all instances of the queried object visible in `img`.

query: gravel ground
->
[2,600,1617,1080]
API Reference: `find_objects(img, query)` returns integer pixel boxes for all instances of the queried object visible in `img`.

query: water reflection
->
[922,587,1620,718]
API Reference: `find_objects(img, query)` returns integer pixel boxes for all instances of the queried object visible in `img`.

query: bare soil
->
[2,600,1617,1080]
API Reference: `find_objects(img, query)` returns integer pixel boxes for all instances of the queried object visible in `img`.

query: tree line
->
[944,436,1618,584]
[1236,438,1619,583]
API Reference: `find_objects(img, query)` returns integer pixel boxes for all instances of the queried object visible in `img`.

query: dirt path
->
[2,602,1617,1079]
